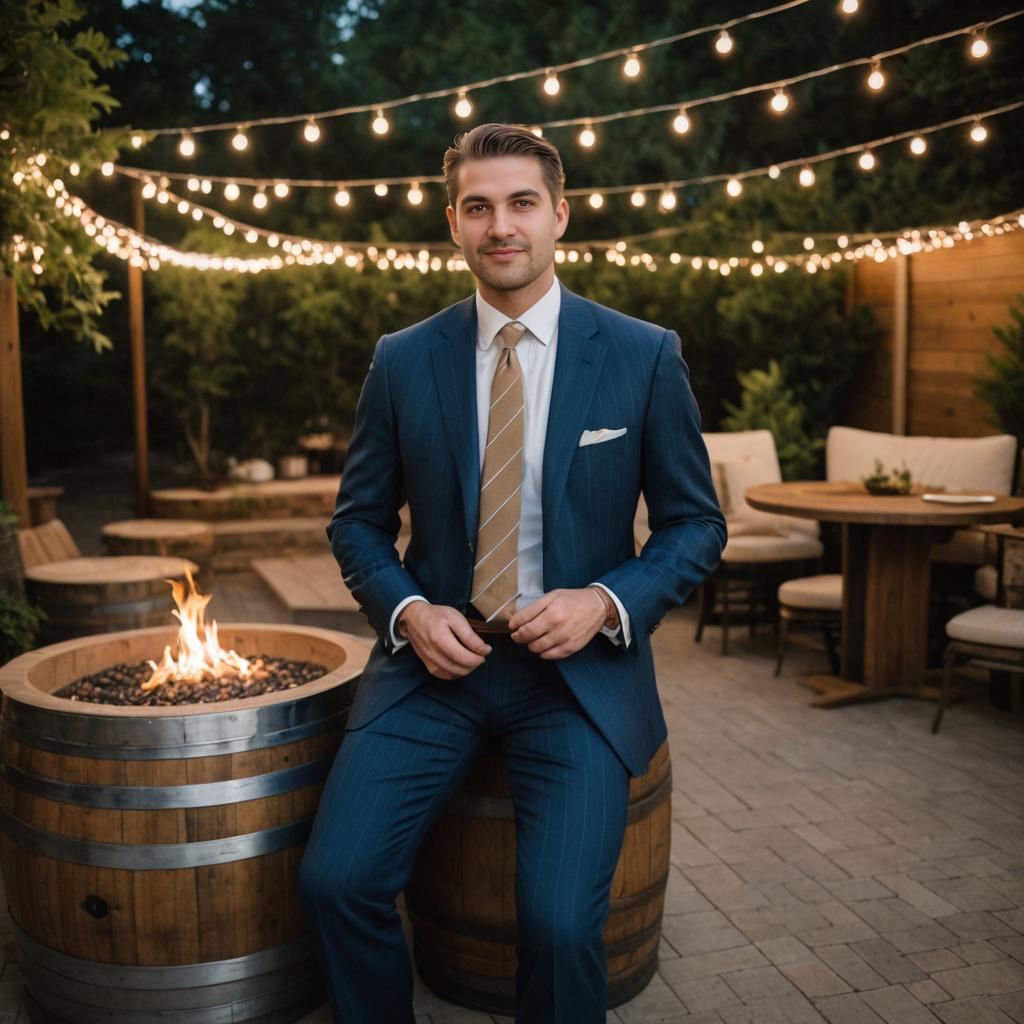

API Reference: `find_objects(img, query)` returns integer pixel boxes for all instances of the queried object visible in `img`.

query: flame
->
[142,564,251,690]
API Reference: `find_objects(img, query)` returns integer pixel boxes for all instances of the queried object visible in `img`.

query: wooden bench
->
[212,517,329,571]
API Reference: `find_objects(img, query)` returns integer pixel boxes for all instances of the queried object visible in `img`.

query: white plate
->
[922,493,997,504]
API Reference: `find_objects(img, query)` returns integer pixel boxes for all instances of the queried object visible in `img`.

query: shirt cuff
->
[389,595,428,651]
[589,583,631,648]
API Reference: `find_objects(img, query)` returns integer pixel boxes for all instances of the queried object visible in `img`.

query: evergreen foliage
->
[976,297,1024,445]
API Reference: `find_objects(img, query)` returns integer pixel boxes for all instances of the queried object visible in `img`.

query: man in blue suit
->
[299,123,725,1023]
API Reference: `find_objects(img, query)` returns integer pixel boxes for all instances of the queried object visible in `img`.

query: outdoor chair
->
[773,573,842,677]
[689,430,824,655]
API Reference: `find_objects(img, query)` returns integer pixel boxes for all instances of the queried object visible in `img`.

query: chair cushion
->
[946,605,1024,648]
[826,426,1016,493]
[716,457,789,536]
[778,574,842,610]
[973,565,998,602]
[933,528,988,566]
[722,533,824,564]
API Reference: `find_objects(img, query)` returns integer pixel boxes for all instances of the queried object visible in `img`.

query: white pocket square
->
[579,427,627,447]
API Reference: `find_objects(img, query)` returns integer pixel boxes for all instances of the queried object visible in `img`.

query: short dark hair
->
[443,123,565,209]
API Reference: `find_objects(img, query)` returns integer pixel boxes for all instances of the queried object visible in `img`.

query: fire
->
[142,564,251,690]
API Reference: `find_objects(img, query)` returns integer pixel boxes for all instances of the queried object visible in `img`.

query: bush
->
[0,589,45,666]
[976,296,1024,446]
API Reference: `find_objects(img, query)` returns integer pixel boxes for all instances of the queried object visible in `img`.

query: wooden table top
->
[25,556,197,584]
[102,519,214,540]
[746,480,1024,526]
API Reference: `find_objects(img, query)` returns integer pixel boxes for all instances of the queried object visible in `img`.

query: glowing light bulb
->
[714,30,734,55]
[909,135,927,155]
[798,165,816,188]
[371,109,390,136]
[141,181,157,199]
[751,262,764,276]
[178,132,196,157]
[543,70,560,96]
[837,235,849,248]
[775,260,787,273]
[769,88,790,114]
[131,134,143,149]
[407,182,423,205]
[725,176,742,197]
[224,182,240,201]
[839,0,859,13]
[858,150,876,171]
[374,183,389,197]
[588,193,604,209]
[672,108,691,135]
[69,161,80,176]
[454,92,473,119]
[334,188,350,207]
[751,239,764,254]
[303,119,321,143]
[968,119,988,144]
[273,182,289,198]
[187,177,200,191]
[969,31,990,60]
[768,164,781,179]
[866,61,885,91]
[231,127,248,151]
[659,189,677,211]
[578,124,596,148]
[622,52,642,78]
[252,189,268,209]
[803,236,815,251]
[100,161,114,176]
[630,190,646,207]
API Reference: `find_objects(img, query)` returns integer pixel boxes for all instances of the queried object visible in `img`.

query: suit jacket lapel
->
[542,285,604,533]
[430,295,480,544]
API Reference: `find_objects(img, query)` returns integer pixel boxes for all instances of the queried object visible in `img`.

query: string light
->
[751,239,765,253]
[131,134,144,149]
[969,30,990,59]
[726,176,743,197]
[273,181,289,198]
[231,127,249,152]
[141,180,157,199]
[866,60,886,91]
[798,165,816,187]
[714,29,734,55]
[672,107,692,134]
[909,135,928,155]
[857,149,877,171]
[68,161,80,176]
[588,193,604,209]
[178,132,196,158]
[578,123,597,148]
[803,236,815,250]
[334,188,351,207]
[374,183,389,197]
[186,176,200,191]
[407,182,424,205]
[970,118,988,143]
[371,109,390,136]
[454,92,473,119]
[768,165,781,179]
[543,70,561,96]
[100,161,114,176]
[303,119,321,143]
[630,190,646,207]
[622,52,642,78]
[769,88,791,114]
[659,189,677,210]
[839,0,859,13]
[751,262,764,276]
[252,188,268,210]
[224,182,240,201]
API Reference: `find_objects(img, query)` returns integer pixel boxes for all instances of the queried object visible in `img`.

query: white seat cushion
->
[933,528,988,566]
[946,605,1024,649]
[973,565,998,602]
[778,574,842,610]
[722,533,824,564]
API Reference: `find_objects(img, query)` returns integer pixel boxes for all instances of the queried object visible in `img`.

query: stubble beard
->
[467,238,555,292]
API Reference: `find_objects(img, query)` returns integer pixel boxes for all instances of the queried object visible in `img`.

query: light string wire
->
[120,0,817,136]
[108,98,1024,215]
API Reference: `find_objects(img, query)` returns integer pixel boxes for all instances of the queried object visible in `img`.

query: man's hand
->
[507,588,613,660]
[398,602,491,679]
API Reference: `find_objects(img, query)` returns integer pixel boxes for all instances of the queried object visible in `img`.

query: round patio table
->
[745,481,1024,707]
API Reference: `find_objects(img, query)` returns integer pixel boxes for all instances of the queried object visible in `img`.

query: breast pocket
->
[573,431,631,466]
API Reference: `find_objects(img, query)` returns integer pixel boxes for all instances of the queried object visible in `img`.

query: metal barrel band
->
[0,754,333,809]
[444,768,672,822]
[13,924,316,989]
[0,807,313,869]
[0,687,350,758]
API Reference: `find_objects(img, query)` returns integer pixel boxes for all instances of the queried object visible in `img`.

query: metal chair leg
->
[774,615,790,677]
[721,572,731,656]
[932,646,957,733]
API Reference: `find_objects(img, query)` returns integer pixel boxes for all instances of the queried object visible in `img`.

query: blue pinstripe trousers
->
[297,634,630,1023]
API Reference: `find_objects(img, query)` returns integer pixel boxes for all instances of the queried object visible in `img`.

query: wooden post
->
[891,254,909,436]
[129,184,150,516]
[0,275,30,526]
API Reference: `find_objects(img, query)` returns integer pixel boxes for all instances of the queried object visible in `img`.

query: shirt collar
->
[475,277,561,351]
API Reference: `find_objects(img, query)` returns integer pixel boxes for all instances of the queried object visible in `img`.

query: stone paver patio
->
[2,567,1021,1024]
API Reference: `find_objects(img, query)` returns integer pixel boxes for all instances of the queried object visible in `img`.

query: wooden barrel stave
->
[406,740,671,1014]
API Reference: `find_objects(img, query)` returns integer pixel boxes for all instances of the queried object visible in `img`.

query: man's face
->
[446,155,569,293]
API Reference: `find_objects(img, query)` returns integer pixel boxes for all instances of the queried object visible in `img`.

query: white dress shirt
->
[389,278,631,649]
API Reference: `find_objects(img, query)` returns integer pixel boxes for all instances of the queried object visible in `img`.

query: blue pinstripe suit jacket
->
[327,284,726,777]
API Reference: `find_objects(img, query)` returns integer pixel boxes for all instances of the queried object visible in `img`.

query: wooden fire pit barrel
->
[0,624,368,1024]
[101,519,216,588]
[406,740,672,1014]
[24,556,198,644]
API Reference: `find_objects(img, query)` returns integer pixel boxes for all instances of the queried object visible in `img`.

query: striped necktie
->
[470,321,526,621]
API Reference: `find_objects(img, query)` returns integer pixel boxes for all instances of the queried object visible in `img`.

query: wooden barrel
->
[0,624,367,1024]
[24,556,198,643]
[406,740,672,1014]
[102,519,216,589]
